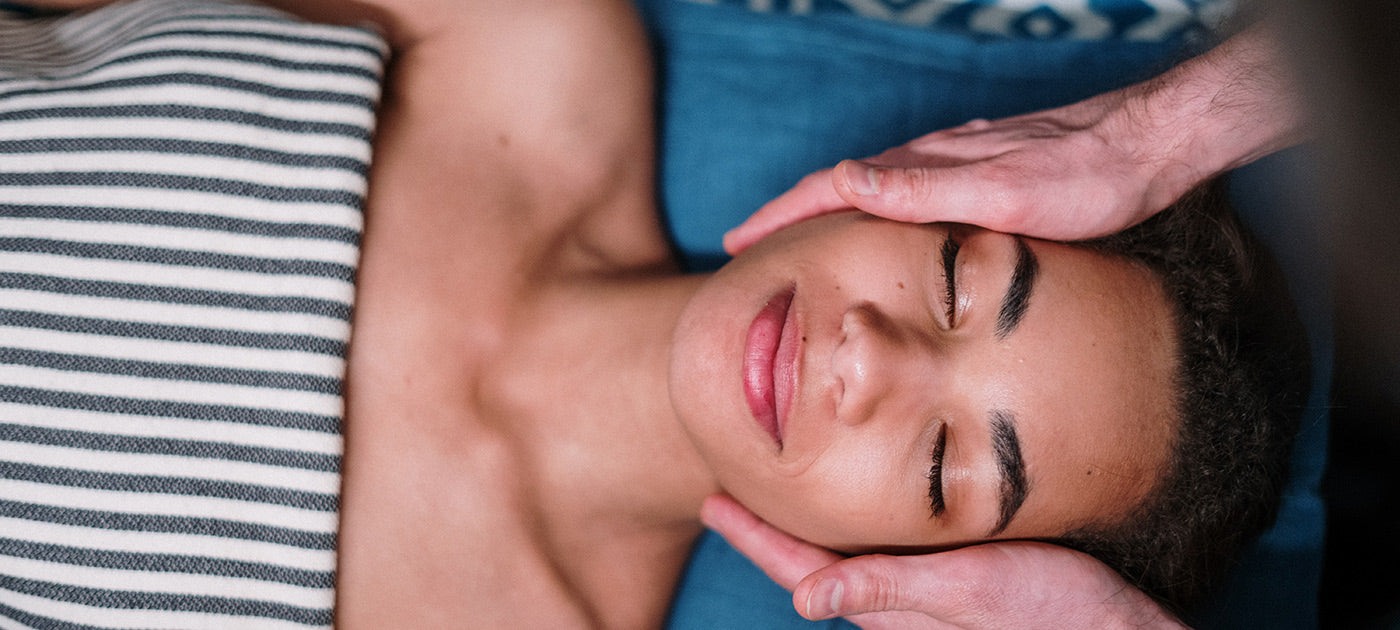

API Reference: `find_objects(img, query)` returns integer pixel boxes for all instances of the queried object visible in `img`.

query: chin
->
[667,276,748,461]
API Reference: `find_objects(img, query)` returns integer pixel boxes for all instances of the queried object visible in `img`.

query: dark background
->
[1282,1,1400,628]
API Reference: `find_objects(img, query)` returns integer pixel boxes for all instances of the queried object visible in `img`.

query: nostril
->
[841,302,878,334]
[832,301,923,426]
[833,305,881,421]
[831,336,872,425]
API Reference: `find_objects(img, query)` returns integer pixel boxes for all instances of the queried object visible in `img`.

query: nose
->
[831,303,934,424]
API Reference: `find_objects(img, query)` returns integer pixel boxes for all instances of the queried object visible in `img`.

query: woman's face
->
[669,213,1178,552]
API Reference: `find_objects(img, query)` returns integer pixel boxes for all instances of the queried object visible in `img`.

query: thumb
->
[833,159,1012,230]
[791,554,952,623]
[792,543,1190,630]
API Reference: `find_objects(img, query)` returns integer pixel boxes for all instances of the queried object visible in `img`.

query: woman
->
[0,0,1306,628]
[333,0,1305,627]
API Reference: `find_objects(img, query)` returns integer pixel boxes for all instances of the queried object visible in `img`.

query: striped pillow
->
[0,1,386,627]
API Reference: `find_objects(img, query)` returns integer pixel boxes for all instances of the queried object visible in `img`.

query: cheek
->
[728,441,923,549]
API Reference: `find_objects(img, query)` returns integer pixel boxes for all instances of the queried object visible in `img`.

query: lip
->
[743,287,796,447]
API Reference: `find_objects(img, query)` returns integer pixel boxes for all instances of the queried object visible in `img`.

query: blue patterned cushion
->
[681,0,1233,42]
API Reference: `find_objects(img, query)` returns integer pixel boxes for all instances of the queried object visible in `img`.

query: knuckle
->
[891,167,935,204]
[860,564,905,612]
[835,556,904,613]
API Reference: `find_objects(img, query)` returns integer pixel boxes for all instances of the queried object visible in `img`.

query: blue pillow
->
[640,2,1330,628]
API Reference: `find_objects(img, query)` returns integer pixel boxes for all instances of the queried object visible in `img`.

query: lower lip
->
[743,287,795,447]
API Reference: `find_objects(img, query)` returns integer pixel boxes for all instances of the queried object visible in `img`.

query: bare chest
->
[325,218,592,623]
[333,399,599,628]
[329,187,695,626]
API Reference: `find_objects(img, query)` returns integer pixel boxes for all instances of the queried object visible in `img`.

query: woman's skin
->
[327,1,1180,626]
[26,1,1180,627]
[671,214,1176,554]
[332,3,710,627]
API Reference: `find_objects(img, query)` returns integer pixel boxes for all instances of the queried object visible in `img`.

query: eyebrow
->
[994,238,1039,339]
[988,409,1028,537]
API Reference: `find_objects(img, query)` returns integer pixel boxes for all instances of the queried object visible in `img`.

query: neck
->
[496,272,722,532]
[478,270,722,628]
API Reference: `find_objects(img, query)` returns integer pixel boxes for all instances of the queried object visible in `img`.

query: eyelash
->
[926,236,959,518]
[941,237,960,326]
[927,423,948,517]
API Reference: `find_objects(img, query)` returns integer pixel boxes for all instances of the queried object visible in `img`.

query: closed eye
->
[927,422,948,517]
[940,236,960,326]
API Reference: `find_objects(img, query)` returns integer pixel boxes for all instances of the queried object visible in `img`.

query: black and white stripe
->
[1,1,385,627]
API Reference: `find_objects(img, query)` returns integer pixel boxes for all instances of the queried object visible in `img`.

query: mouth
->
[743,286,797,448]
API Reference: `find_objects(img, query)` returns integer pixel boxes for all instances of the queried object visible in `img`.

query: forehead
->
[990,238,1179,537]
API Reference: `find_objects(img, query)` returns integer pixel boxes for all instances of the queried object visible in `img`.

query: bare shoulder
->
[347,0,669,376]
[363,0,669,276]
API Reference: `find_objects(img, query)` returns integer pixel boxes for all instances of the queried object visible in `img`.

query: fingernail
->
[805,578,844,620]
[846,162,881,196]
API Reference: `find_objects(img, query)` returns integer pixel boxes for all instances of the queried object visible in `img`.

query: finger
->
[793,544,1056,628]
[723,168,847,255]
[845,607,955,630]
[790,553,963,623]
[699,494,843,590]
[794,542,1187,630]
[831,159,1026,234]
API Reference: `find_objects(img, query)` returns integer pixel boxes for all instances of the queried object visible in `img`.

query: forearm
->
[1114,25,1308,200]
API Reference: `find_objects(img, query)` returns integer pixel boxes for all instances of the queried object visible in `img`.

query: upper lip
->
[772,288,801,448]
[743,286,797,447]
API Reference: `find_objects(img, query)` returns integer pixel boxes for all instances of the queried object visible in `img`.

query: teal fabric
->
[638,0,1204,272]
[642,2,1330,628]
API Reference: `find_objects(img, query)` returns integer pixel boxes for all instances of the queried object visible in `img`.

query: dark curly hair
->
[1055,180,1312,614]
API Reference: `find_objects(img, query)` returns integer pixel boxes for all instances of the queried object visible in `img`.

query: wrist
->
[1107,26,1306,203]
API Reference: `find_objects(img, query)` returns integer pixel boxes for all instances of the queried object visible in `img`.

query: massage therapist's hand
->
[723,27,1305,253]
[701,495,1189,630]
[726,98,1172,248]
